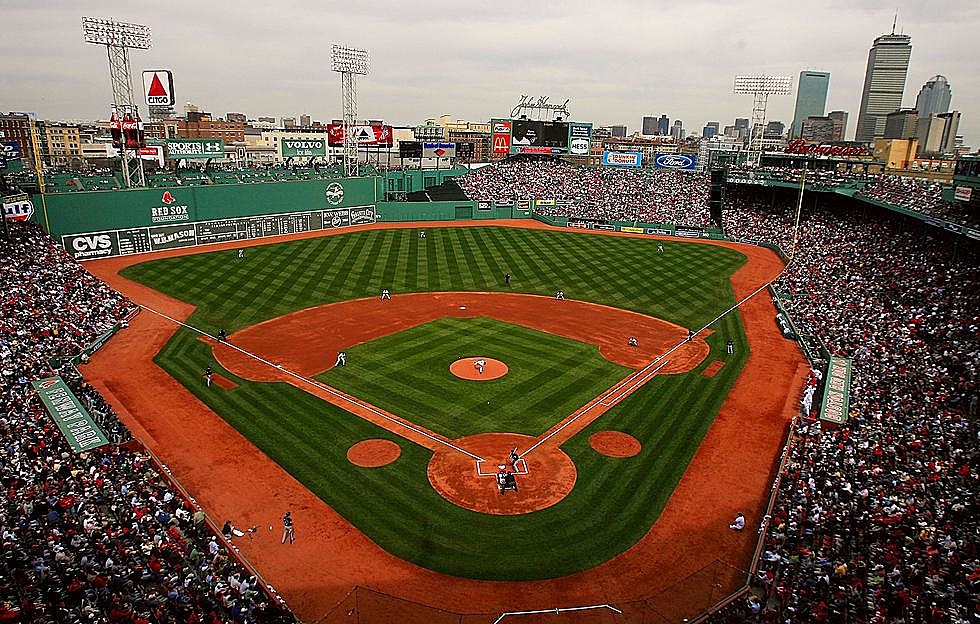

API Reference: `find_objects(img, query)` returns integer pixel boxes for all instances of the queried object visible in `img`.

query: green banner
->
[819,357,852,424]
[166,139,224,159]
[31,376,111,452]
[281,138,326,158]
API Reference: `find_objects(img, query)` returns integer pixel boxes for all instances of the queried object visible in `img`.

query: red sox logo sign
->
[161,191,176,204]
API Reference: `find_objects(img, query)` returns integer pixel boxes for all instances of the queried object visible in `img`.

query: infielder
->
[726,339,734,355]
[335,351,347,367]
[281,511,295,544]
[204,366,213,387]
[556,290,565,300]
[628,336,638,347]
[381,289,391,300]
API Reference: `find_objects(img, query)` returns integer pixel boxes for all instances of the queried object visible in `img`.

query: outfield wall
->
[376,201,529,221]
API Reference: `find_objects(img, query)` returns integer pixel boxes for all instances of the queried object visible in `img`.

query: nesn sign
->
[654,154,696,170]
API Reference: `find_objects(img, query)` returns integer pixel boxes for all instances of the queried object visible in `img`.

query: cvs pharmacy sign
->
[62,231,119,260]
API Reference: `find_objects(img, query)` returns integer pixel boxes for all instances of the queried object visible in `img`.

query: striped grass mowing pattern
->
[316,317,632,439]
[127,226,750,579]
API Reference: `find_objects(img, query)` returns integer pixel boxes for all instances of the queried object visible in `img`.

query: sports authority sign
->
[281,138,327,158]
[31,377,111,452]
[166,139,224,159]
[654,153,698,171]
[142,70,175,106]
[602,151,643,167]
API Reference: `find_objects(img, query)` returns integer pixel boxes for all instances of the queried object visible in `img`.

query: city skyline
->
[1,0,976,146]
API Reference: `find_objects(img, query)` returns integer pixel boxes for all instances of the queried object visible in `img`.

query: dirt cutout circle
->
[347,439,401,467]
[449,357,508,381]
[589,431,642,458]
[427,433,576,515]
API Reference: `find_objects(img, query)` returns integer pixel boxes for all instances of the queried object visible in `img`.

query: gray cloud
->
[0,0,975,145]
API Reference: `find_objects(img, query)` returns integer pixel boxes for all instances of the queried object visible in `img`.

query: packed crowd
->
[0,222,295,624]
[713,189,979,623]
[857,175,978,228]
[458,160,713,226]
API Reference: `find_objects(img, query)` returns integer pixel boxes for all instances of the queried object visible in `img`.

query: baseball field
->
[83,220,806,620]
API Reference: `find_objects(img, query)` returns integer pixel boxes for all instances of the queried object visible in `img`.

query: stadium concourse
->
[0,223,295,624]
[1,162,977,623]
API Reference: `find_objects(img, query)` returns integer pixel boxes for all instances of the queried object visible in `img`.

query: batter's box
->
[475,458,529,477]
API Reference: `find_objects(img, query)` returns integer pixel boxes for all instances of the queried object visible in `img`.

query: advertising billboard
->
[165,139,224,159]
[492,119,512,154]
[602,151,643,167]
[653,153,698,171]
[568,122,592,155]
[142,70,175,106]
[327,124,393,147]
[1,140,22,160]
[423,143,456,158]
[281,138,327,158]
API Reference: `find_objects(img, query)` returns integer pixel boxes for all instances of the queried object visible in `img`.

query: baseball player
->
[237,248,245,259]
[726,339,734,355]
[628,336,638,347]
[281,511,295,544]
[556,290,565,300]
[510,448,520,470]
[473,359,487,375]
[381,289,391,300]
[687,328,695,342]
[729,512,746,531]
[419,230,426,239]
[204,366,213,387]
[217,329,227,342]
[657,244,664,253]
[504,272,511,286]
[335,351,347,367]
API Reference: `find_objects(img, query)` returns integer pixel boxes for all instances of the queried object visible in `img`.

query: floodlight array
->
[331,45,370,75]
[82,16,151,49]
[733,75,792,95]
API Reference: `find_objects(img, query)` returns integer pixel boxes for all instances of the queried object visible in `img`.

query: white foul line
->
[139,305,486,462]
[522,275,781,459]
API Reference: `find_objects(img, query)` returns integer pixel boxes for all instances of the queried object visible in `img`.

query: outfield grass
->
[316,317,632,439]
[125,226,751,579]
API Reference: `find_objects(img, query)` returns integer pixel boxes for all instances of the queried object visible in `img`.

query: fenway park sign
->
[785,140,868,157]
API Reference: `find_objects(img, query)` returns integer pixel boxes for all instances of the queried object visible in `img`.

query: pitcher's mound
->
[450,357,508,380]
[590,431,642,458]
[347,439,401,467]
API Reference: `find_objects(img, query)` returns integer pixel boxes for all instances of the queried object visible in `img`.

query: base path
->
[82,219,807,620]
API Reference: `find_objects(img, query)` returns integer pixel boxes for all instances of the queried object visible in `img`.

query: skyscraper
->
[702,122,720,139]
[642,116,657,135]
[657,115,670,135]
[671,120,683,140]
[827,111,849,141]
[790,70,830,138]
[855,31,913,143]
[914,75,952,118]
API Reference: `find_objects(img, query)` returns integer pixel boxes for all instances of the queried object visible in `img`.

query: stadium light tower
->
[82,16,151,188]
[733,75,792,167]
[331,45,370,177]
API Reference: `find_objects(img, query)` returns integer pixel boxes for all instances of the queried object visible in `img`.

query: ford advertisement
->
[653,153,698,171]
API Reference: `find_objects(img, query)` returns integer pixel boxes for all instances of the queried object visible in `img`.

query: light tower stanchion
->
[331,45,370,178]
[82,16,151,188]
[733,75,792,167]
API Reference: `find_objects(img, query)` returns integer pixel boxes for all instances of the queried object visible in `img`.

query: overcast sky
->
[1,0,976,145]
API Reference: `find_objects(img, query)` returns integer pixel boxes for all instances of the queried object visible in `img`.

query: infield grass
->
[316,317,632,438]
[123,225,751,579]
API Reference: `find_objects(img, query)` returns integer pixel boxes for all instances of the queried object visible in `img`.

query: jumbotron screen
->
[511,120,568,149]
[493,118,593,156]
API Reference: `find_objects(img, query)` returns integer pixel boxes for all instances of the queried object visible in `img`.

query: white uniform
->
[335,352,347,367]
[474,359,487,374]
[381,289,391,300]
